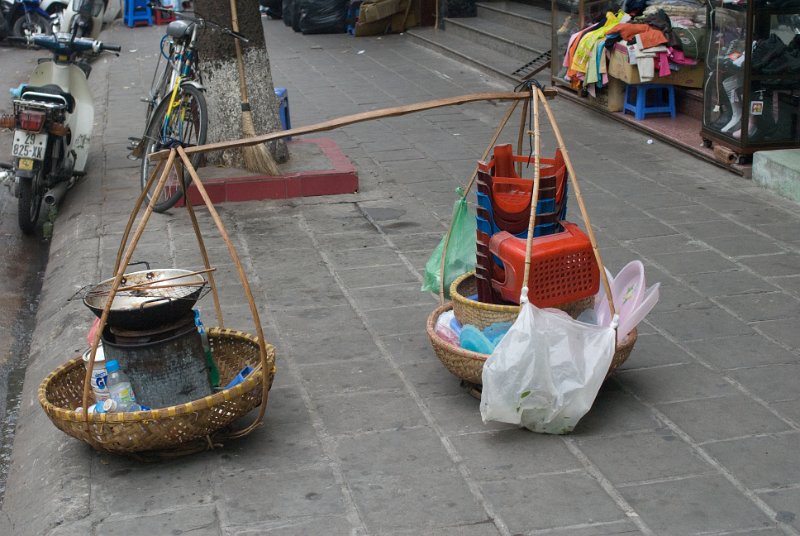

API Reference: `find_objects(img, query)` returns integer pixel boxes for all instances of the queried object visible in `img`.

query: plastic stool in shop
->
[153,1,176,24]
[124,0,152,27]
[623,83,676,121]
[274,87,291,139]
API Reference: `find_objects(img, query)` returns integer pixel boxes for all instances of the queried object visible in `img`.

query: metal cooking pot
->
[83,269,207,330]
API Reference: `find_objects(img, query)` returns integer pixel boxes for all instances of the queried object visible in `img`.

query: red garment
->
[608,23,667,49]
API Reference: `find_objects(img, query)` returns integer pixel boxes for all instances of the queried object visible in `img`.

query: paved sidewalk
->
[2,12,800,536]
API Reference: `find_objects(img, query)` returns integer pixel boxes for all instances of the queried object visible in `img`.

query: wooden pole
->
[521,89,541,294]
[437,100,520,304]
[113,158,166,274]
[536,88,615,318]
[176,146,270,437]
[178,162,226,328]
[82,150,178,421]
[516,93,530,176]
[149,91,541,161]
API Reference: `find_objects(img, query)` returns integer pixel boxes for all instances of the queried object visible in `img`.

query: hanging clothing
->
[569,11,628,77]
[563,22,602,76]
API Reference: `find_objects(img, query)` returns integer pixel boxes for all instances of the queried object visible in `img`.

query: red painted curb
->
[180,138,358,206]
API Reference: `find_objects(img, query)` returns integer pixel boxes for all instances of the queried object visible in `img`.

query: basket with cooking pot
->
[39,149,277,457]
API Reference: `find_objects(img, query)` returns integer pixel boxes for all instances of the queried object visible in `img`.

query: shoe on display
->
[711,104,733,129]
[720,76,743,133]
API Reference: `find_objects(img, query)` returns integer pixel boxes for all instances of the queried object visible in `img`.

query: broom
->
[228,0,279,175]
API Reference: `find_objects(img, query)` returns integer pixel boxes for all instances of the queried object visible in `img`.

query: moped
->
[2,0,51,37]
[59,0,106,39]
[0,26,120,233]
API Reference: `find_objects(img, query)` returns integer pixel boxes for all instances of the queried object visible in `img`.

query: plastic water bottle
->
[105,360,137,409]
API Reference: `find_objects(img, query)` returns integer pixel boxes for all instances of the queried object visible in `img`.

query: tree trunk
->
[194,0,289,167]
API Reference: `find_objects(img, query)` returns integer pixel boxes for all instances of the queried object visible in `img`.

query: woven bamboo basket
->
[39,328,276,456]
[427,303,487,385]
[427,302,637,389]
[43,146,279,458]
[450,272,594,330]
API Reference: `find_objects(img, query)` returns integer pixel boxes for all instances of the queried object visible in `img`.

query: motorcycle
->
[0,1,11,40]
[0,29,120,234]
[59,0,106,39]
[2,0,51,37]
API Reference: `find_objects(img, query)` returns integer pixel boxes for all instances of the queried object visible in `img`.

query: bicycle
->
[136,5,247,213]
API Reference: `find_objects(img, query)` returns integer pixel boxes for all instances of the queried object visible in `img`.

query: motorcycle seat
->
[21,85,75,114]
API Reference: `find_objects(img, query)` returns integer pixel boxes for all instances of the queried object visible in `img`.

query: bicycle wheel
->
[140,84,208,213]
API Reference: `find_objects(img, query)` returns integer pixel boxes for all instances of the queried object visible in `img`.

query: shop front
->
[547,0,800,173]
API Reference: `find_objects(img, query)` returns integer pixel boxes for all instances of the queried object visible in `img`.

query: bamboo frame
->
[81,147,271,442]
[516,96,530,177]
[79,88,611,445]
[535,87,615,317]
[437,98,523,304]
[521,89,542,293]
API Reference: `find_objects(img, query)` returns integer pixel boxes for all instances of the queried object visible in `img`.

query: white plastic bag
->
[480,288,617,434]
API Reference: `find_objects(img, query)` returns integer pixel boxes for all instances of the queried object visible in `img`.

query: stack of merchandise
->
[561,6,705,95]
[474,144,572,305]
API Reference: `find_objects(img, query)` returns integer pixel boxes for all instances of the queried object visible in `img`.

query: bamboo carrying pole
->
[148,91,550,161]
[228,0,279,175]
[535,87,615,318]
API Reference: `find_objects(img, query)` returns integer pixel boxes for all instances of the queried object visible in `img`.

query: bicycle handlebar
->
[148,2,249,43]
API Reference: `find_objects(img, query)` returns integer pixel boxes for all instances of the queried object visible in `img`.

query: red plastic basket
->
[488,221,599,306]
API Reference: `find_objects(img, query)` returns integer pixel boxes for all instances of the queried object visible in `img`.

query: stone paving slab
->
[1,10,800,536]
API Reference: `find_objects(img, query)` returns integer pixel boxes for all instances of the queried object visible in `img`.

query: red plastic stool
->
[154,6,176,24]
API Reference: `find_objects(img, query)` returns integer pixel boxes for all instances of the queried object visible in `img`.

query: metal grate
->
[511,50,552,81]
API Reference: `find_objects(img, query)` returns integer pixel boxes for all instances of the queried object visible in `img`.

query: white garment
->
[633,37,668,82]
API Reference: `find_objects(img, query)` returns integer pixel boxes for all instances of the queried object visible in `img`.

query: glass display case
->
[701,0,800,158]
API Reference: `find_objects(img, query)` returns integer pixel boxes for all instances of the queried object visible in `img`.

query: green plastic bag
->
[421,187,476,299]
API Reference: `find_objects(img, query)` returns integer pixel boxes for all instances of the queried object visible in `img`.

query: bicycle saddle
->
[167,19,195,39]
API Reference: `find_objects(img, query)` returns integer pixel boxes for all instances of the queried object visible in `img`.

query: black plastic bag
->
[298,0,347,34]
[282,0,294,26]
[261,0,283,18]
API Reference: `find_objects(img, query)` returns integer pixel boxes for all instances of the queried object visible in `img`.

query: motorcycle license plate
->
[12,131,47,161]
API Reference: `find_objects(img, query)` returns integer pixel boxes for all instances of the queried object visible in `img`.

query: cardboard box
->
[354,9,416,36]
[359,0,408,23]
[589,77,625,112]
[607,45,705,89]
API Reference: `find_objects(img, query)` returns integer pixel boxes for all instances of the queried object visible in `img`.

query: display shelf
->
[701,0,800,159]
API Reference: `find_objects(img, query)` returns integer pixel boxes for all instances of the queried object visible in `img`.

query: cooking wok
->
[83,269,208,330]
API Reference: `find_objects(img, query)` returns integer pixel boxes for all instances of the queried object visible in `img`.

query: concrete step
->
[405,26,527,84]
[444,16,550,58]
[753,149,800,202]
[476,1,552,34]
[406,27,552,85]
